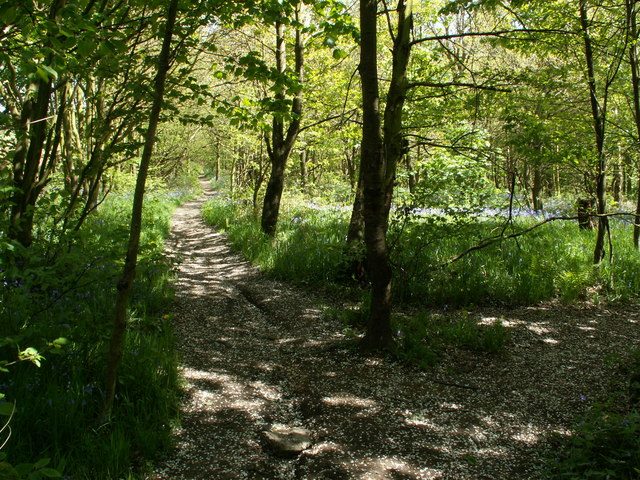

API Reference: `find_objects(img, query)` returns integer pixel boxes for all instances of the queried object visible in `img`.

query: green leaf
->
[0,401,14,416]
[35,65,58,82]
[77,39,95,57]
[33,458,50,469]
[52,337,68,347]
[332,48,347,60]
[35,66,50,82]
[14,463,32,476]
[0,5,17,25]
[40,467,62,478]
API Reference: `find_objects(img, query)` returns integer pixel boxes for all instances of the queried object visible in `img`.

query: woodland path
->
[151,177,640,479]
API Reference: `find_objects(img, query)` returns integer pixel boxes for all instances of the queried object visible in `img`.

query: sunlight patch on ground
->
[482,315,524,328]
[356,456,433,479]
[577,325,596,331]
[322,393,378,408]
[182,368,282,416]
[527,324,554,335]
[511,423,543,444]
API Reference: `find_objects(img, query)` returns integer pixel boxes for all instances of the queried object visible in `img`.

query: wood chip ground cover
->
[150,179,640,479]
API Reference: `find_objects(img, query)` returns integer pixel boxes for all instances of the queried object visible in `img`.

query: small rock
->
[263,426,312,457]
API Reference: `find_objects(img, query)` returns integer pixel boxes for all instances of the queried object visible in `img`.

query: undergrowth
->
[326,302,510,368]
[549,351,640,479]
[0,176,198,478]
[202,190,640,307]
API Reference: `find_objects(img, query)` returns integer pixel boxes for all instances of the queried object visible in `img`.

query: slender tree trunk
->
[215,137,221,181]
[580,0,609,264]
[359,0,390,349]
[405,150,416,194]
[300,150,307,188]
[626,0,640,248]
[347,163,365,244]
[532,163,543,211]
[261,9,304,236]
[636,175,640,248]
[102,0,178,418]
[359,0,413,349]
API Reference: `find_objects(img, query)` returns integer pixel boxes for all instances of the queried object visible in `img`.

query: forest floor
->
[150,178,640,480]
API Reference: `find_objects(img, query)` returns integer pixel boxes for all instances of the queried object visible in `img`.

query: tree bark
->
[215,137,221,181]
[261,9,304,236]
[579,0,609,264]
[347,163,365,244]
[102,0,179,418]
[359,0,391,349]
[532,163,543,211]
[626,0,640,248]
[359,0,413,349]
[7,0,68,248]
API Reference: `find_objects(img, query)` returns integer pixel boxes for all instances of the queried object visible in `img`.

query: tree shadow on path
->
[151,178,640,480]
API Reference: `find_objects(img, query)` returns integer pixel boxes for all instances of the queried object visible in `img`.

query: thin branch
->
[411,28,577,46]
[434,212,636,270]
[298,108,358,134]
[407,81,511,92]
[436,216,579,270]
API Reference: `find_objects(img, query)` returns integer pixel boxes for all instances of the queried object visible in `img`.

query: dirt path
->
[151,178,640,479]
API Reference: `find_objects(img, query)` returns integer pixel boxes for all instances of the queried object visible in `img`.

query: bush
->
[550,401,640,479]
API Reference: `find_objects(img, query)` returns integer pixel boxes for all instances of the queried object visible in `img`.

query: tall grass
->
[202,192,640,306]
[202,192,352,286]
[0,176,198,478]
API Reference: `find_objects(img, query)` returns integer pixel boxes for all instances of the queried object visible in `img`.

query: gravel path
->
[151,178,640,479]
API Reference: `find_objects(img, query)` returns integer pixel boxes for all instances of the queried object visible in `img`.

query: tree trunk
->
[9,84,53,249]
[612,156,622,203]
[261,10,304,236]
[215,137,221,181]
[102,0,178,418]
[580,0,609,264]
[626,0,640,248]
[359,0,390,349]
[636,175,640,248]
[300,150,308,188]
[359,0,413,349]
[532,164,543,211]
[347,162,365,244]
[7,1,67,248]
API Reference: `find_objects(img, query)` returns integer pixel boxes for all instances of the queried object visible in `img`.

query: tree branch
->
[411,28,577,46]
[407,81,511,92]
